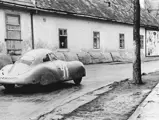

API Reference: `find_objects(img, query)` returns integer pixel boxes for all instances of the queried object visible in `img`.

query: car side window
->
[43,54,50,62]
[48,53,57,61]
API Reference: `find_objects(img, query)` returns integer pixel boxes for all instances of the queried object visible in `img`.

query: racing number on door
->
[59,62,69,79]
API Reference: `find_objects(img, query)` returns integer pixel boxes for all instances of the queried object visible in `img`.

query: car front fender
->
[0,64,13,75]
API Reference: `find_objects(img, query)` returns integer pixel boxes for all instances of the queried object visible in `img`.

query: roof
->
[0,0,34,7]
[0,0,159,29]
[35,0,159,28]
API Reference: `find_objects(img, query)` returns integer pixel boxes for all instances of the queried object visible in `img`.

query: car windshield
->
[48,53,57,61]
[17,55,35,66]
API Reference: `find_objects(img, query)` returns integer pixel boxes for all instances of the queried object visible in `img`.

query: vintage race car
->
[0,49,86,90]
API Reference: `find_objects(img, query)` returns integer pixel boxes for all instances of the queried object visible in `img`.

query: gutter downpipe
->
[30,12,34,49]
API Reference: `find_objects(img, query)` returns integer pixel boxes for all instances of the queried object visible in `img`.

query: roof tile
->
[35,0,159,28]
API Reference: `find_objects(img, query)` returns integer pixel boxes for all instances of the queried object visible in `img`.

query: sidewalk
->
[128,83,159,120]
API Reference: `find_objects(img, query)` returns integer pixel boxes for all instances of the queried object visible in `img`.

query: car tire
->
[73,77,82,85]
[3,84,15,91]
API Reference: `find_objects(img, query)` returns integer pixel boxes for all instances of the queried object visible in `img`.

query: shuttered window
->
[6,14,21,39]
[5,14,22,55]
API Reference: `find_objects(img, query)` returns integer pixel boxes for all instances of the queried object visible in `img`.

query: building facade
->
[33,13,146,53]
[0,0,159,57]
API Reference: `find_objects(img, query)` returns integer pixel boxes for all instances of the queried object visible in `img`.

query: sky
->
[140,0,145,8]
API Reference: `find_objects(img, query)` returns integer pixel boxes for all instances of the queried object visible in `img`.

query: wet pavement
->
[0,61,159,120]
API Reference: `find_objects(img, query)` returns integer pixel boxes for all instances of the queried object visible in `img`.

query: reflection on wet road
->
[0,61,159,120]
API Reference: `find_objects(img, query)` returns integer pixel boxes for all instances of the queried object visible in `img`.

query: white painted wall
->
[20,12,32,42]
[33,13,146,53]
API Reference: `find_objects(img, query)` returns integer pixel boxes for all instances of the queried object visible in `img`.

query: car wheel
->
[73,77,82,85]
[3,84,15,91]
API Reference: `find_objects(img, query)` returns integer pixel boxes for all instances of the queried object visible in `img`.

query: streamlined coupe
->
[0,49,86,90]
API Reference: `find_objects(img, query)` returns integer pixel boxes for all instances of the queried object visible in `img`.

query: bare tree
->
[133,0,143,84]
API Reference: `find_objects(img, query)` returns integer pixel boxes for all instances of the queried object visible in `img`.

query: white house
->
[0,0,159,57]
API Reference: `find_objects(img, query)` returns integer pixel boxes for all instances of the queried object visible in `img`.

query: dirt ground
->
[61,71,159,120]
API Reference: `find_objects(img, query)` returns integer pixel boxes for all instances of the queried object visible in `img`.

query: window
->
[48,53,57,61]
[93,32,100,49]
[43,54,50,62]
[119,34,125,49]
[6,14,21,39]
[59,29,67,49]
[140,35,144,49]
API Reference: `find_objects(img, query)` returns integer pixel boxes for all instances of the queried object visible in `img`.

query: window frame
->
[119,33,125,49]
[59,29,68,49]
[93,31,100,49]
[48,53,57,61]
[5,13,21,40]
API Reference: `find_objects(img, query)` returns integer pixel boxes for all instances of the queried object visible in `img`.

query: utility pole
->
[133,0,143,84]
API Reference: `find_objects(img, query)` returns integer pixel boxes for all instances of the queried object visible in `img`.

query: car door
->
[48,53,70,81]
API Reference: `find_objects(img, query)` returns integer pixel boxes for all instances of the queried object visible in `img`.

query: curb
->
[128,83,159,120]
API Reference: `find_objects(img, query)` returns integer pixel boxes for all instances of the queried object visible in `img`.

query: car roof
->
[23,49,52,60]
